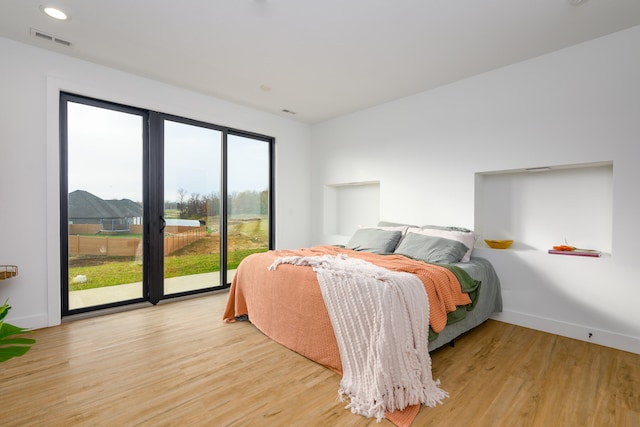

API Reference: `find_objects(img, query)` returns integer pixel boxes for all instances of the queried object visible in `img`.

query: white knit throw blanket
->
[269,254,448,421]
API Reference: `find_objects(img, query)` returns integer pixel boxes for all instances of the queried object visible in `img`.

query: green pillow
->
[345,228,402,254]
[394,232,469,264]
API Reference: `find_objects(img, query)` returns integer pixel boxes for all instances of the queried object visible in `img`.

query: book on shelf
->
[548,249,601,257]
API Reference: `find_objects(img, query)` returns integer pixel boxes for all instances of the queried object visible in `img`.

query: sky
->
[66,102,269,203]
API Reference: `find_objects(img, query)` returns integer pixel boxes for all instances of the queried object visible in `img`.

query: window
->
[60,93,274,315]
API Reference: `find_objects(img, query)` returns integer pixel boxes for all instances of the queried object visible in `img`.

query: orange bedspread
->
[222,246,472,426]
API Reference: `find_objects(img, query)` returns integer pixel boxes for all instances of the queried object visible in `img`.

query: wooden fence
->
[163,226,207,255]
[68,226,207,257]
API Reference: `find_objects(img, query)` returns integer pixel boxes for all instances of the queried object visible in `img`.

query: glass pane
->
[226,134,270,283]
[66,102,144,310]
[163,120,222,295]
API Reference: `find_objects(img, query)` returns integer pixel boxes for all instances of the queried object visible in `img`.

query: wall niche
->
[323,181,380,238]
[474,162,613,254]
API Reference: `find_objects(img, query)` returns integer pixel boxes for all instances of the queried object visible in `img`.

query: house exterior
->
[68,190,142,232]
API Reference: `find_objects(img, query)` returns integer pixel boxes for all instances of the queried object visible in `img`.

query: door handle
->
[160,216,166,232]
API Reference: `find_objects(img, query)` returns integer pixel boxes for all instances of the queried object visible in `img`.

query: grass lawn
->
[69,215,269,291]
[69,248,267,291]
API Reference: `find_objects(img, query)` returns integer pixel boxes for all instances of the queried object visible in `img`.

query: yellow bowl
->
[485,239,513,249]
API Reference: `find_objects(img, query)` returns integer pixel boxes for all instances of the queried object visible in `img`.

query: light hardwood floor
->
[1,291,638,426]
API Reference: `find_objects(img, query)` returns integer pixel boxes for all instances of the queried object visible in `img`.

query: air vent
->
[30,28,72,47]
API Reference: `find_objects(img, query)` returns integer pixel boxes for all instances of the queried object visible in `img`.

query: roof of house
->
[165,218,201,227]
[68,190,142,219]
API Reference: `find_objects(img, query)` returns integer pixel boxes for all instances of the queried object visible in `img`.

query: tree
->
[177,188,188,217]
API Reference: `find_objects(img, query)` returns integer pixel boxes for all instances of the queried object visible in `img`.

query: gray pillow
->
[345,228,402,254]
[394,232,469,264]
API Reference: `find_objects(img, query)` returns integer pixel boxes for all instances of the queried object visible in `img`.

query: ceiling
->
[1,1,640,123]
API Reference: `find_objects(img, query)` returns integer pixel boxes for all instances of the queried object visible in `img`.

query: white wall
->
[0,37,312,329]
[310,26,640,354]
[2,25,639,354]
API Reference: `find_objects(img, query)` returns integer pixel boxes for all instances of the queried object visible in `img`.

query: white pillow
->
[407,227,476,262]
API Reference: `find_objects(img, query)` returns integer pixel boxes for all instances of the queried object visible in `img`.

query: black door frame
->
[60,92,275,316]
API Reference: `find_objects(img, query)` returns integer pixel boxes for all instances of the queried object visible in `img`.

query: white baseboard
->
[6,313,50,331]
[491,310,640,355]
[10,308,639,354]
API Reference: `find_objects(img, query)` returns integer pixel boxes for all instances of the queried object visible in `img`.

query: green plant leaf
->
[0,337,36,345]
[0,300,10,322]
[0,322,32,339]
[0,345,32,363]
[0,302,35,363]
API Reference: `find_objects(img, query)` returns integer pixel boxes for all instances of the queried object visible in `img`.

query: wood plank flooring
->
[1,291,638,426]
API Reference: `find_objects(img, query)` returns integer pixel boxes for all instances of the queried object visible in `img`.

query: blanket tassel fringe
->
[339,380,449,422]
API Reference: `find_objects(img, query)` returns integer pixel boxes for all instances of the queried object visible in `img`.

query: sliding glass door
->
[61,94,274,315]
[62,97,147,311]
[162,119,222,297]
[226,133,272,280]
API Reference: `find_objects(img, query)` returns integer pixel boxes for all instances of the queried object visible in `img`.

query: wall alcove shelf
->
[0,265,18,280]
[474,161,613,254]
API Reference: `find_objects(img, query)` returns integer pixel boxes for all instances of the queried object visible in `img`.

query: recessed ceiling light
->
[41,6,69,20]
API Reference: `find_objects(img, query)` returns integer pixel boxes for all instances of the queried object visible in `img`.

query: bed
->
[223,224,502,426]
